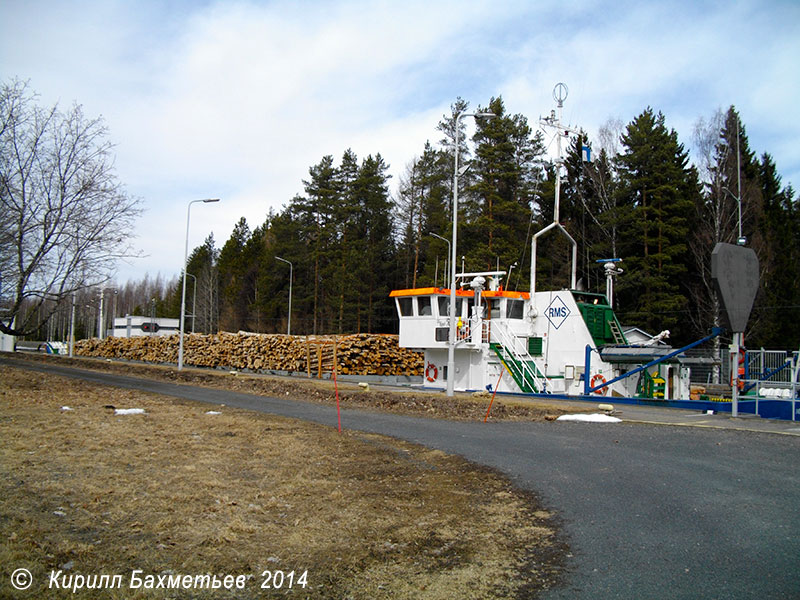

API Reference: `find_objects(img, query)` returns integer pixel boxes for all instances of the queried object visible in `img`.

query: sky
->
[2,0,799,285]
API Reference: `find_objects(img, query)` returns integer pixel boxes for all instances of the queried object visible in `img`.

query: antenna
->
[531,83,580,296]
[553,82,568,107]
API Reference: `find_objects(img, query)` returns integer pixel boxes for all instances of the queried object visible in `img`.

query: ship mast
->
[530,83,580,297]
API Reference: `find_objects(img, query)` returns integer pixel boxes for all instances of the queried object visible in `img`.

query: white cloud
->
[2,0,798,285]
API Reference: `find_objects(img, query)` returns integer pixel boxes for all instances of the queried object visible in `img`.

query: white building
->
[0,317,14,351]
[113,315,179,338]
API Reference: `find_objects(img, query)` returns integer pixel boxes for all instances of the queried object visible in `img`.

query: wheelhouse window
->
[418,296,432,316]
[398,297,413,317]
[489,299,501,319]
[507,299,524,319]
[438,296,464,318]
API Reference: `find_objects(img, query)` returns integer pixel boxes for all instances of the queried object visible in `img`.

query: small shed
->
[623,326,668,346]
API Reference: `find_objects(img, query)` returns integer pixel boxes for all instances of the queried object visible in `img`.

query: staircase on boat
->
[489,321,549,393]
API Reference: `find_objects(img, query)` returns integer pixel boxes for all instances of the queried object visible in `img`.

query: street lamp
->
[179,198,219,370]
[98,288,104,340]
[69,292,76,357]
[275,256,293,335]
[505,262,518,290]
[446,110,496,397]
[185,273,198,333]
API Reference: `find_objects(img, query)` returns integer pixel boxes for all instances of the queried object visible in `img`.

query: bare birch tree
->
[0,79,141,335]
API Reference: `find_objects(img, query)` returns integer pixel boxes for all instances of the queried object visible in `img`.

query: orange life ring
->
[425,362,438,382]
[590,373,608,395]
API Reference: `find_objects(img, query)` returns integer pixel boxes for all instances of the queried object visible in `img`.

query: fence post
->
[306,337,311,378]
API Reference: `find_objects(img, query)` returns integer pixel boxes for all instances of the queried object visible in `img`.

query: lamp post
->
[98,288,104,340]
[69,292,75,357]
[111,289,118,337]
[185,273,197,333]
[505,261,518,291]
[179,198,219,370]
[446,110,496,397]
[275,256,293,335]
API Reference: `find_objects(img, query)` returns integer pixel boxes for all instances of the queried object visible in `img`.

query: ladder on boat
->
[489,321,549,393]
[608,319,626,344]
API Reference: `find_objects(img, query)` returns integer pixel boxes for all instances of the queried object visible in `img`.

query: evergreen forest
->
[99,99,800,350]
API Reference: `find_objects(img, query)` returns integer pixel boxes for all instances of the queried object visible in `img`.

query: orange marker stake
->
[484,370,505,423]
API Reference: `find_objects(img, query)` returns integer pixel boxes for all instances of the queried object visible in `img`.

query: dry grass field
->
[9,353,577,423]
[1,364,567,599]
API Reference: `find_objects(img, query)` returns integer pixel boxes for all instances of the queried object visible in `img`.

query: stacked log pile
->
[336,334,421,376]
[75,332,423,377]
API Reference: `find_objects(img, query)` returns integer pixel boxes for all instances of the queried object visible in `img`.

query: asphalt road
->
[3,356,799,599]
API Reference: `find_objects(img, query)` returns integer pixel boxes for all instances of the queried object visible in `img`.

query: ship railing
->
[716,349,799,421]
[746,349,798,384]
[490,320,548,393]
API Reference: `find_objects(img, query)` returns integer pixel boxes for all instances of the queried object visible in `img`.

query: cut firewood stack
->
[74,332,423,377]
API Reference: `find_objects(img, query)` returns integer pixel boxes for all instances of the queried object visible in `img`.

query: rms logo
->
[545,296,571,329]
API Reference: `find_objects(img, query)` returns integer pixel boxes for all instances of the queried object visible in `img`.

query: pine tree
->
[351,154,395,332]
[553,118,627,295]
[449,97,546,289]
[397,157,425,288]
[257,208,305,334]
[558,134,591,291]
[240,223,266,332]
[185,234,219,333]
[752,155,800,348]
[615,108,700,340]
[296,155,340,333]
[217,217,251,331]
[687,107,765,352]
[333,149,362,333]
[395,141,451,289]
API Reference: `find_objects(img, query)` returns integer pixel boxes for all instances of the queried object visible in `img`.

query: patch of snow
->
[205,410,222,415]
[557,413,622,423]
[60,406,73,411]
[114,408,146,415]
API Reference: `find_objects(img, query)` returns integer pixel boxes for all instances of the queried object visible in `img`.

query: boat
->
[390,273,711,400]
[389,85,799,420]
